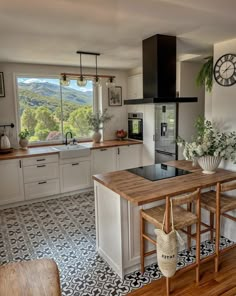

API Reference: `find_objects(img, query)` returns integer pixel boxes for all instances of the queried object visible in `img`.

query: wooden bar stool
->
[0,258,61,296]
[201,180,236,272]
[140,188,201,296]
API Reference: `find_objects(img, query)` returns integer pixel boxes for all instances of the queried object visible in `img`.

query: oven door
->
[128,118,143,140]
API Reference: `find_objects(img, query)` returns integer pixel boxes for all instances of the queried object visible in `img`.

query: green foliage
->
[68,105,93,137]
[196,56,213,92]
[87,109,113,132]
[18,129,30,139]
[21,108,37,136]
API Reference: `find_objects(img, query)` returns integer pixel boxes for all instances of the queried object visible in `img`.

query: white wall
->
[0,62,128,146]
[178,61,205,158]
[209,38,236,241]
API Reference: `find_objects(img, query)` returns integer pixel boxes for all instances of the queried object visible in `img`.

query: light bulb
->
[106,77,116,88]
[60,75,70,86]
[93,76,101,86]
[77,76,87,87]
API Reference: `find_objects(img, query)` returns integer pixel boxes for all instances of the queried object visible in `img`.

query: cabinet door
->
[127,74,143,99]
[0,159,24,205]
[25,179,60,200]
[23,163,59,183]
[117,145,142,170]
[142,105,155,166]
[92,148,116,175]
[60,160,91,193]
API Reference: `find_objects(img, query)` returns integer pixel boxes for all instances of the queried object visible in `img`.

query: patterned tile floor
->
[0,191,235,295]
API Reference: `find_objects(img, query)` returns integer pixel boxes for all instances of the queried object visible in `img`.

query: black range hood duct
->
[124,34,197,104]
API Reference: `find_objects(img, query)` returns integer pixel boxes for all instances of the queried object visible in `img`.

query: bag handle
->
[162,199,174,232]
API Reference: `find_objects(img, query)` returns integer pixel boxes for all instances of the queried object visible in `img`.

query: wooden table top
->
[93,160,236,206]
[0,139,142,161]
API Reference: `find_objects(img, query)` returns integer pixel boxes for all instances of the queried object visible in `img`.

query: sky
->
[17,77,93,92]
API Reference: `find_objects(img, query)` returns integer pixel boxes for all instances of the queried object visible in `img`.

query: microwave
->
[128,113,143,141]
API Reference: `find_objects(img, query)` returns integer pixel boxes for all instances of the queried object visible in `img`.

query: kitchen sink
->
[52,144,90,159]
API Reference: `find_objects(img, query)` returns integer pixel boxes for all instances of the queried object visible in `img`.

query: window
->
[16,76,93,143]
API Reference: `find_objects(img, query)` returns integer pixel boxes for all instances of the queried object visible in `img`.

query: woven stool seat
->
[142,204,197,230]
[201,190,236,213]
[0,259,61,296]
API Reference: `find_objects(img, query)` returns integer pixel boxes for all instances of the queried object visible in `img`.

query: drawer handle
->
[100,148,107,151]
[72,163,79,166]
[38,181,47,185]
[36,159,46,162]
[37,165,46,168]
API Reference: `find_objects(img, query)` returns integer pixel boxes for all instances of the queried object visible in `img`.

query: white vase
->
[198,155,222,174]
[19,138,29,150]
[92,131,101,143]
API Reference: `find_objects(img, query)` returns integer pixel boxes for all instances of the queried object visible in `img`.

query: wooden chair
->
[140,188,201,296]
[0,258,61,296]
[201,180,236,272]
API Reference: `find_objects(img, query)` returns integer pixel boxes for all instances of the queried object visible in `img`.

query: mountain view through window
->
[16,77,93,143]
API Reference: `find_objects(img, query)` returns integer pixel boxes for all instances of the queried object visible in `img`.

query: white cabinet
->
[116,145,142,170]
[142,105,155,165]
[60,157,91,193]
[23,155,60,200]
[0,159,24,205]
[127,74,143,99]
[91,148,117,175]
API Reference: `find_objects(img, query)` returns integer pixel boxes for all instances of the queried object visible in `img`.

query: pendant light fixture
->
[93,54,101,87]
[60,73,70,86]
[77,52,87,87]
[60,51,115,88]
[106,76,116,88]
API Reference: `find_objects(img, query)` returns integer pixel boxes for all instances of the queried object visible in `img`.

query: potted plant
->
[177,117,236,174]
[87,109,113,143]
[196,56,213,92]
[19,129,30,149]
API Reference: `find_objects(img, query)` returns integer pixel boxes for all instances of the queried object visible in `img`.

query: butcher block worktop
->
[0,140,142,161]
[93,160,236,206]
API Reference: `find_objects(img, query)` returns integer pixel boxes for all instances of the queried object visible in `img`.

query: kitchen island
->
[93,160,236,278]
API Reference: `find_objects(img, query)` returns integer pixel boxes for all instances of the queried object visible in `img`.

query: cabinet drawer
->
[23,163,59,183]
[22,154,58,167]
[24,179,60,200]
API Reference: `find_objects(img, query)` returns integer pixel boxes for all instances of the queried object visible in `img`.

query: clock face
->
[214,53,236,86]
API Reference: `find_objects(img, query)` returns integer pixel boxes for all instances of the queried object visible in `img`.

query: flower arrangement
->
[87,109,113,132]
[177,117,236,163]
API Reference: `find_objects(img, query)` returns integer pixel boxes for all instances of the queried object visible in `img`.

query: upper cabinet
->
[127,74,143,99]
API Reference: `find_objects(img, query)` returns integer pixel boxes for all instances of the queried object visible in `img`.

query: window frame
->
[14,73,93,146]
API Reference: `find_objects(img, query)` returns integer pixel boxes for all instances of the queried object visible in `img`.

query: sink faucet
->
[65,132,73,145]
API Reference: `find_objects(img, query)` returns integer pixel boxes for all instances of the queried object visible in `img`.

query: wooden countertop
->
[93,160,236,206]
[0,140,142,161]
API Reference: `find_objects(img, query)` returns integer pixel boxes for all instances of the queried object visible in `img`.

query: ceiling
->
[0,0,236,69]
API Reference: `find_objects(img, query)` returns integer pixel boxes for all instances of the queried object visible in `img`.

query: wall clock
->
[214,53,236,86]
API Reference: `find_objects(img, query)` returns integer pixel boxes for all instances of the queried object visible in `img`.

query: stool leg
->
[187,203,192,250]
[215,183,220,273]
[166,277,170,296]
[196,191,201,284]
[140,211,145,273]
[210,212,214,241]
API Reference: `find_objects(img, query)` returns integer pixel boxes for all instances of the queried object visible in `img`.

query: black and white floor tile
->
[0,191,234,295]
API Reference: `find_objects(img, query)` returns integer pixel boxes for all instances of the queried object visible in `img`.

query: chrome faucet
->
[65,132,73,145]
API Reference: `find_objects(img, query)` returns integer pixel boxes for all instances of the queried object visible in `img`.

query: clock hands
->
[223,64,233,73]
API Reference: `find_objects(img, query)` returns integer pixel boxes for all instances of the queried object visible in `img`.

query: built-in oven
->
[128,113,143,141]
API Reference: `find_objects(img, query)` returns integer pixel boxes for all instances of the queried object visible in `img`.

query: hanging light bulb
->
[60,74,70,86]
[106,77,116,88]
[93,76,101,86]
[76,53,87,87]
[77,76,87,87]
[93,55,101,86]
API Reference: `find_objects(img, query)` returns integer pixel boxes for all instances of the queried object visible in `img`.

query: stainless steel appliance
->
[155,103,177,163]
[128,113,143,141]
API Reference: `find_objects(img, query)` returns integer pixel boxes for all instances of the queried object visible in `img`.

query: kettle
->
[0,131,11,149]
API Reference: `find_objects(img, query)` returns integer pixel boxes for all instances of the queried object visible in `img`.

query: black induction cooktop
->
[127,163,191,181]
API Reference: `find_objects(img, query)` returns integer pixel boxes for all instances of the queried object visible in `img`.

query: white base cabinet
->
[25,179,60,200]
[117,145,142,170]
[0,159,24,205]
[92,148,116,175]
[60,157,91,193]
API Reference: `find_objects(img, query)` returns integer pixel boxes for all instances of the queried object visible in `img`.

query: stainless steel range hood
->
[124,34,197,104]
